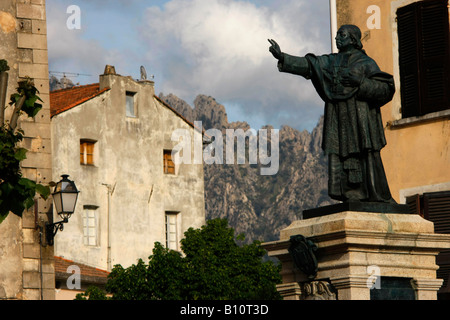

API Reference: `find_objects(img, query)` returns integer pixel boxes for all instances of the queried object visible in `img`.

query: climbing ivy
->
[0,60,50,224]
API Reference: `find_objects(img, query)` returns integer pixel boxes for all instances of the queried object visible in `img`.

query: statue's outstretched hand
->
[268,39,282,61]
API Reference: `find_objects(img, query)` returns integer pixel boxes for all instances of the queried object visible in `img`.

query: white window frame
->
[126,91,137,117]
[83,206,99,246]
[165,212,179,251]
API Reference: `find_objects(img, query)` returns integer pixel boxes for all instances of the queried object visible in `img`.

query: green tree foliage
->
[179,218,281,300]
[106,243,186,300]
[79,219,282,300]
[0,72,49,224]
[74,286,108,300]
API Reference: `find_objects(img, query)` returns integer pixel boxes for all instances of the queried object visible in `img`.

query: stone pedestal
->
[263,210,450,300]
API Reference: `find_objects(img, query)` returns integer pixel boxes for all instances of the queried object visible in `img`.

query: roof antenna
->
[49,71,91,78]
[140,65,154,81]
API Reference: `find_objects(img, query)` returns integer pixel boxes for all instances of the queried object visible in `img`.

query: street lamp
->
[45,175,79,246]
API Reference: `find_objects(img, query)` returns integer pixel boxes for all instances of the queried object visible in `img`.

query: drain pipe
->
[101,183,115,271]
[330,0,338,53]
[37,201,44,300]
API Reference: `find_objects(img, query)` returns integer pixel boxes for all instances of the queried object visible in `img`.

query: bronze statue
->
[269,25,396,203]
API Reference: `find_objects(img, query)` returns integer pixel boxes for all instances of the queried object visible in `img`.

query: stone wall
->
[263,211,450,300]
[0,0,53,300]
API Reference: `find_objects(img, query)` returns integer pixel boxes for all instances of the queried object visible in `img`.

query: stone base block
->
[263,211,450,300]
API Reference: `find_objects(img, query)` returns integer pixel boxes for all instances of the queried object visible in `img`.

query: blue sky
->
[46,0,331,132]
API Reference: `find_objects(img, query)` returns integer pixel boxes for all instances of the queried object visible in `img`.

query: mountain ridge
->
[159,93,332,243]
[49,78,331,243]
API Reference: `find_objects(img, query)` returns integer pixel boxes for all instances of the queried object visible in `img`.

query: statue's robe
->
[278,50,396,202]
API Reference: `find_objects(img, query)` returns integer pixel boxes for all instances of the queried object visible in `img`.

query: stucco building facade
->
[50,67,206,272]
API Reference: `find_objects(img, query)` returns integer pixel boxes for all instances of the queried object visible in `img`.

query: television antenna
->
[49,71,92,78]
[139,66,154,81]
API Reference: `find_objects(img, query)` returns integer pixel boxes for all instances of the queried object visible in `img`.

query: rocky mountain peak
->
[159,92,330,243]
[50,74,330,243]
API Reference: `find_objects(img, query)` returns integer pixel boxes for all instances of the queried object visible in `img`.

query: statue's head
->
[336,25,363,52]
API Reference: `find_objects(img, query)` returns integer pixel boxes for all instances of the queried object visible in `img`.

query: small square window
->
[163,150,175,174]
[126,91,136,117]
[80,140,96,165]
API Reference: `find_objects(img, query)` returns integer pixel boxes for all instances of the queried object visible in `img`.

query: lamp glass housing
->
[53,175,79,220]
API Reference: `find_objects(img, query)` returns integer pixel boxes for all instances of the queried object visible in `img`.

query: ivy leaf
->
[10,200,25,217]
[9,93,21,106]
[22,97,42,118]
[0,182,14,197]
[18,178,36,190]
[14,148,28,161]
[30,103,42,117]
[23,197,35,210]
[25,96,38,107]
[36,183,50,200]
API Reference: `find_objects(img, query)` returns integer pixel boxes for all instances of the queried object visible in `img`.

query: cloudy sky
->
[46,0,332,132]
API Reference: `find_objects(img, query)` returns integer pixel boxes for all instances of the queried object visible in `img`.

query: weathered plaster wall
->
[0,0,53,300]
[52,73,205,270]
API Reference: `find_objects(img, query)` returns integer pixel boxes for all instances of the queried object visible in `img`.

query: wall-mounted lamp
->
[45,175,79,246]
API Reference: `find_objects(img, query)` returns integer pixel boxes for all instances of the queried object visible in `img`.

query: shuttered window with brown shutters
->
[397,0,450,118]
[163,150,175,174]
[407,191,450,297]
[80,140,96,165]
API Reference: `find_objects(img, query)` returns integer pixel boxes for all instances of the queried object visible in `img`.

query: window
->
[397,0,450,118]
[83,206,99,246]
[163,150,175,174]
[406,191,450,297]
[80,139,95,165]
[165,212,179,250]
[126,91,136,117]
[406,191,450,234]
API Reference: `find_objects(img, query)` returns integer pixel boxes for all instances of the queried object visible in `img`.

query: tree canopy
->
[76,218,281,300]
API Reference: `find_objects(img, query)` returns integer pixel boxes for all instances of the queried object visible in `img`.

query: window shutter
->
[80,140,95,165]
[406,193,421,216]
[80,142,85,164]
[397,2,421,118]
[423,191,450,233]
[423,191,450,293]
[164,150,175,174]
[407,191,450,293]
[397,0,450,118]
[419,0,450,113]
[85,142,94,165]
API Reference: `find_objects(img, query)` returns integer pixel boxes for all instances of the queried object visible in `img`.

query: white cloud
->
[46,1,128,83]
[46,0,331,131]
[142,0,331,131]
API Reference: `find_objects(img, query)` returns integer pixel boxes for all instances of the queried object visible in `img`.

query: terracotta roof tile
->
[54,256,109,279]
[50,83,110,117]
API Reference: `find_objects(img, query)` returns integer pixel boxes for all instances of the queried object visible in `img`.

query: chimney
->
[103,65,116,75]
[100,65,116,90]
